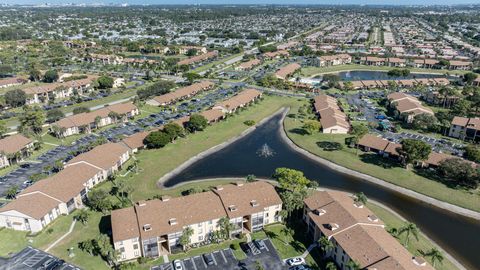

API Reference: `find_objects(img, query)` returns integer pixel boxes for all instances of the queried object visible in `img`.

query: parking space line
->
[219,249,227,263]
[211,252,217,265]
[190,257,197,270]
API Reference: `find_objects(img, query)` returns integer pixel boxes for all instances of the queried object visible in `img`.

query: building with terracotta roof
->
[313,95,350,134]
[235,58,261,71]
[312,54,351,67]
[0,134,34,169]
[303,190,434,270]
[111,181,282,261]
[23,77,95,105]
[274,63,301,80]
[213,89,262,114]
[146,81,214,107]
[387,92,433,123]
[52,102,139,137]
[263,50,289,59]
[448,116,480,141]
[0,77,27,88]
[177,51,218,66]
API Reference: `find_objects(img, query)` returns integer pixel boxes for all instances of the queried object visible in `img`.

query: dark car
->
[20,163,31,168]
[46,259,64,270]
[203,253,214,266]
[253,239,267,250]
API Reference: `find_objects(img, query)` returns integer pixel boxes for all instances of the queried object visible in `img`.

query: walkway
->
[300,243,317,259]
[45,219,77,252]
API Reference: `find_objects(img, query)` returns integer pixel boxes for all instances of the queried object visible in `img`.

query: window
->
[133,244,138,250]
[198,235,203,241]
[118,241,123,246]
[198,223,202,228]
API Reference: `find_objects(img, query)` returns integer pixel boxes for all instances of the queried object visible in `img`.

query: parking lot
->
[153,239,286,270]
[0,246,80,270]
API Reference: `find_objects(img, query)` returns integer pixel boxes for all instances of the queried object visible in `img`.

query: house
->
[263,50,289,59]
[121,131,152,153]
[200,109,225,124]
[413,59,439,69]
[361,56,386,66]
[85,54,123,65]
[235,59,261,71]
[146,81,214,106]
[213,89,262,114]
[387,92,434,123]
[313,95,350,134]
[473,77,480,87]
[448,117,480,141]
[357,134,401,158]
[52,102,139,137]
[303,190,434,270]
[387,57,407,67]
[448,60,473,70]
[23,77,95,104]
[274,63,301,80]
[0,134,35,169]
[177,51,218,66]
[111,181,282,261]
[0,77,27,88]
[178,46,208,55]
[312,54,351,67]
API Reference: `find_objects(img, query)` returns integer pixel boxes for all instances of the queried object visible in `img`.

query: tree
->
[325,262,338,270]
[218,216,234,240]
[398,222,420,247]
[108,111,121,123]
[399,139,431,168]
[425,248,444,267]
[4,185,18,199]
[73,106,90,115]
[412,114,438,132]
[96,234,116,265]
[137,80,175,100]
[163,122,184,142]
[323,74,340,88]
[318,236,334,256]
[74,209,90,225]
[143,131,171,148]
[46,109,65,123]
[97,75,114,89]
[183,72,202,84]
[354,192,367,205]
[19,106,46,135]
[273,168,311,193]
[185,114,208,132]
[0,122,7,138]
[78,239,96,255]
[342,81,354,91]
[302,120,320,135]
[0,65,13,77]
[43,69,59,83]
[246,174,256,182]
[438,158,479,189]
[186,48,198,56]
[280,227,293,245]
[4,89,26,108]
[29,68,42,82]
[346,259,361,270]
[350,124,368,155]
[464,145,480,163]
[463,72,478,85]
[179,227,194,251]
[87,189,113,214]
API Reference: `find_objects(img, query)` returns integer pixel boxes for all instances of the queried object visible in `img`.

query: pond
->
[165,112,480,270]
[313,70,455,81]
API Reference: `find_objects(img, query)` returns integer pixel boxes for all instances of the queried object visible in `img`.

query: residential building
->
[449,117,480,141]
[387,92,434,123]
[52,102,139,137]
[23,77,95,104]
[312,54,352,67]
[274,63,301,80]
[0,77,27,88]
[235,59,261,71]
[0,134,34,169]
[313,95,350,134]
[146,81,215,106]
[111,181,282,261]
[177,51,218,66]
[303,190,434,270]
[263,50,289,59]
[213,88,262,114]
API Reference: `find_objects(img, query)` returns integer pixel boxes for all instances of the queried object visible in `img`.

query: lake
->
[313,70,454,81]
[165,112,480,270]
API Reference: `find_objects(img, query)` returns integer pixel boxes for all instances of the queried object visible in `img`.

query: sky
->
[2,0,480,5]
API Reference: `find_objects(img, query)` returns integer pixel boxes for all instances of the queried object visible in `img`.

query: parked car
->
[173,260,183,270]
[253,239,267,250]
[203,253,214,266]
[289,265,311,270]
[286,257,305,266]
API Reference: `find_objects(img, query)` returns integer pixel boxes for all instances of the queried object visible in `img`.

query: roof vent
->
[169,218,178,226]
[215,185,223,191]
[412,257,427,266]
[143,224,151,231]
[161,196,170,202]
[327,223,339,231]
[314,209,326,216]
[368,215,379,222]
[235,182,244,187]
[353,202,364,208]
[250,200,259,207]
[228,205,237,212]
[137,200,146,207]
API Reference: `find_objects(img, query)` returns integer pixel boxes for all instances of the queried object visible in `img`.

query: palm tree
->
[318,236,334,256]
[218,217,234,240]
[353,192,368,205]
[398,222,420,247]
[179,227,194,252]
[325,262,338,270]
[346,259,361,270]
[280,227,293,245]
[425,248,444,267]
[74,209,90,225]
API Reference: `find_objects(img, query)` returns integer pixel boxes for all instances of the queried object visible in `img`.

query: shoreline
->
[305,67,461,78]
[279,108,480,221]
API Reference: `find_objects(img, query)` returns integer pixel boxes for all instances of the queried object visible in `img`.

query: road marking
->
[219,249,227,263]
[190,257,197,270]
[211,253,217,266]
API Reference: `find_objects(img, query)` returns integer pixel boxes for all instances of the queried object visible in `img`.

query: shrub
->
[244,120,255,126]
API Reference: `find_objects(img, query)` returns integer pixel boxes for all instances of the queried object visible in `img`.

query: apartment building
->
[313,95,350,134]
[303,190,433,270]
[0,142,130,233]
[52,102,139,137]
[213,88,262,114]
[235,58,261,71]
[23,77,95,105]
[146,81,215,106]
[177,51,218,66]
[449,117,480,141]
[312,54,352,67]
[0,77,27,88]
[387,92,434,123]
[263,50,290,59]
[0,134,35,169]
[111,181,282,262]
[274,63,301,80]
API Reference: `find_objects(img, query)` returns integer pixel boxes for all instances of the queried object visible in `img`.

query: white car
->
[173,260,183,270]
[286,257,305,266]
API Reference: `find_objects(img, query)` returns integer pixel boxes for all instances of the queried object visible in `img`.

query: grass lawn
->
[61,90,136,114]
[193,53,244,73]
[300,64,469,77]
[125,95,301,202]
[367,202,460,270]
[284,103,480,212]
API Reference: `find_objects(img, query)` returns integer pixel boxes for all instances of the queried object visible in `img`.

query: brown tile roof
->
[0,134,33,155]
[313,95,350,130]
[275,63,301,80]
[200,109,225,123]
[263,50,289,58]
[19,163,100,203]
[358,134,390,152]
[451,116,469,127]
[238,59,261,70]
[215,89,262,111]
[107,102,138,115]
[111,207,141,242]
[213,182,282,219]
[0,77,26,87]
[121,131,150,150]
[66,142,129,170]
[425,152,455,167]
[152,81,214,105]
[177,51,218,65]
[0,192,61,220]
